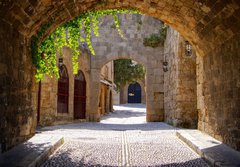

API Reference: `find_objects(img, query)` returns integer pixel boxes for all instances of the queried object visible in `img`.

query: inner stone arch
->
[98,57,147,120]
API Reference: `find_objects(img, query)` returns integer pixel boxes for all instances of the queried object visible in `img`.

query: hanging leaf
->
[31,9,141,81]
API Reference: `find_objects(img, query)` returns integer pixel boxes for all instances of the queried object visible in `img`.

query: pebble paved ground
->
[41,104,208,167]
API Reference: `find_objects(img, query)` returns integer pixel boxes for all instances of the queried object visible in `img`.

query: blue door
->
[128,82,141,103]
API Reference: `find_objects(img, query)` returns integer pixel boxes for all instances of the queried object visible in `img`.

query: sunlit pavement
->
[41,104,208,167]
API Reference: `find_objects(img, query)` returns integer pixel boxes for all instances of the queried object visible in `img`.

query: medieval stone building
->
[38,14,163,126]
[1,0,240,153]
[38,48,116,126]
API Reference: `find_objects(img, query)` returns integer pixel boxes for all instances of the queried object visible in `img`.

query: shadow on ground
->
[42,149,207,167]
[38,122,179,132]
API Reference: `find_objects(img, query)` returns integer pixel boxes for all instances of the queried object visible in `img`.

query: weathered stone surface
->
[164,27,197,129]
[0,0,239,152]
[0,20,37,152]
[40,14,164,125]
[197,32,240,151]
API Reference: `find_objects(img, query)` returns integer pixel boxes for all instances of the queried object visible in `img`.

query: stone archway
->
[86,14,164,122]
[0,0,239,151]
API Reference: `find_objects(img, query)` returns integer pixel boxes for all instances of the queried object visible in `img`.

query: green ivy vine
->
[31,9,140,81]
[143,24,167,48]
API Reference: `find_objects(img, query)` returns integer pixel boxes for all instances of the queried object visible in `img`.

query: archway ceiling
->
[1,0,239,56]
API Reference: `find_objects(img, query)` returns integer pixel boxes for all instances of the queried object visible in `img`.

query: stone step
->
[0,134,64,167]
[177,130,240,167]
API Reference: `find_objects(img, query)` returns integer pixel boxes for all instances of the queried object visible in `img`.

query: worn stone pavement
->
[41,104,208,167]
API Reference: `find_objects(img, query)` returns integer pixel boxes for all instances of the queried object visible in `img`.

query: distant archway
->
[74,70,86,119]
[128,82,142,103]
[57,65,69,113]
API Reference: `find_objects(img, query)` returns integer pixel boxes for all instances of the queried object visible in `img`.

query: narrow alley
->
[41,104,208,166]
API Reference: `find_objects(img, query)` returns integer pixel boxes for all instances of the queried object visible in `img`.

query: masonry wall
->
[38,47,91,126]
[90,14,165,122]
[0,20,37,151]
[197,33,240,150]
[38,14,165,123]
[0,0,239,153]
[164,27,197,128]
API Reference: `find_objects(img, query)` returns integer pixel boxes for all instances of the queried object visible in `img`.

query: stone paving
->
[41,104,208,167]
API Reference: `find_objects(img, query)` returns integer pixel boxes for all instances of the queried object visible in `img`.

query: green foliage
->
[31,9,140,81]
[143,24,167,48]
[114,59,145,91]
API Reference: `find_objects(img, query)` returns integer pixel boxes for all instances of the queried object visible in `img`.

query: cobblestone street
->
[41,104,208,167]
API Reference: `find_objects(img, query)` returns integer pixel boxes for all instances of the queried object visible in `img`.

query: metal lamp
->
[59,57,63,67]
[185,41,192,57]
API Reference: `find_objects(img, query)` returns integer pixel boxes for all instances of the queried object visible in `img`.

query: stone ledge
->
[177,130,240,167]
[0,134,64,167]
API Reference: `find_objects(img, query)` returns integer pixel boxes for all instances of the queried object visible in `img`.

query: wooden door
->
[74,70,86,119]
[57,65,69,113]
[128,82,141,103]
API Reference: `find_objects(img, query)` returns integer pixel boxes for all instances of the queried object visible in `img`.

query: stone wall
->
[1,0,240,152]
[197,33,240,150]
[90,14,165,122]
[38,47,91,126]
[164,27,197,128]
[39,14,165,123]
[0,20,37,151]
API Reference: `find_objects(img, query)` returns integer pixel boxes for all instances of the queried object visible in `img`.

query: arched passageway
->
[128,82,142,103]
[0,0,239,151]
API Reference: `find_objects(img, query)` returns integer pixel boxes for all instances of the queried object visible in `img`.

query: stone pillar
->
[100,85,106,115]
[88,69,101,122]
[0,20,37,151]
[146,67,164,122]
[39,76,57,126]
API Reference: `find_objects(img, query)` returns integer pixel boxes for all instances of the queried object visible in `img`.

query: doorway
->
[74,70,86,119]
[128,82,141,103]
[57,65,69,113]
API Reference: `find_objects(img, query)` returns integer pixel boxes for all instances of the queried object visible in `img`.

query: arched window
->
[74,70,86,119]
[57,65,69,113]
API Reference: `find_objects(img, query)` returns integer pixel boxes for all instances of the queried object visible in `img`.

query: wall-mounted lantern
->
[163,61,168,66]
[163,66,168,72]
[185,41,192,57]
[58,57,63,67]
[163,61,168,72]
